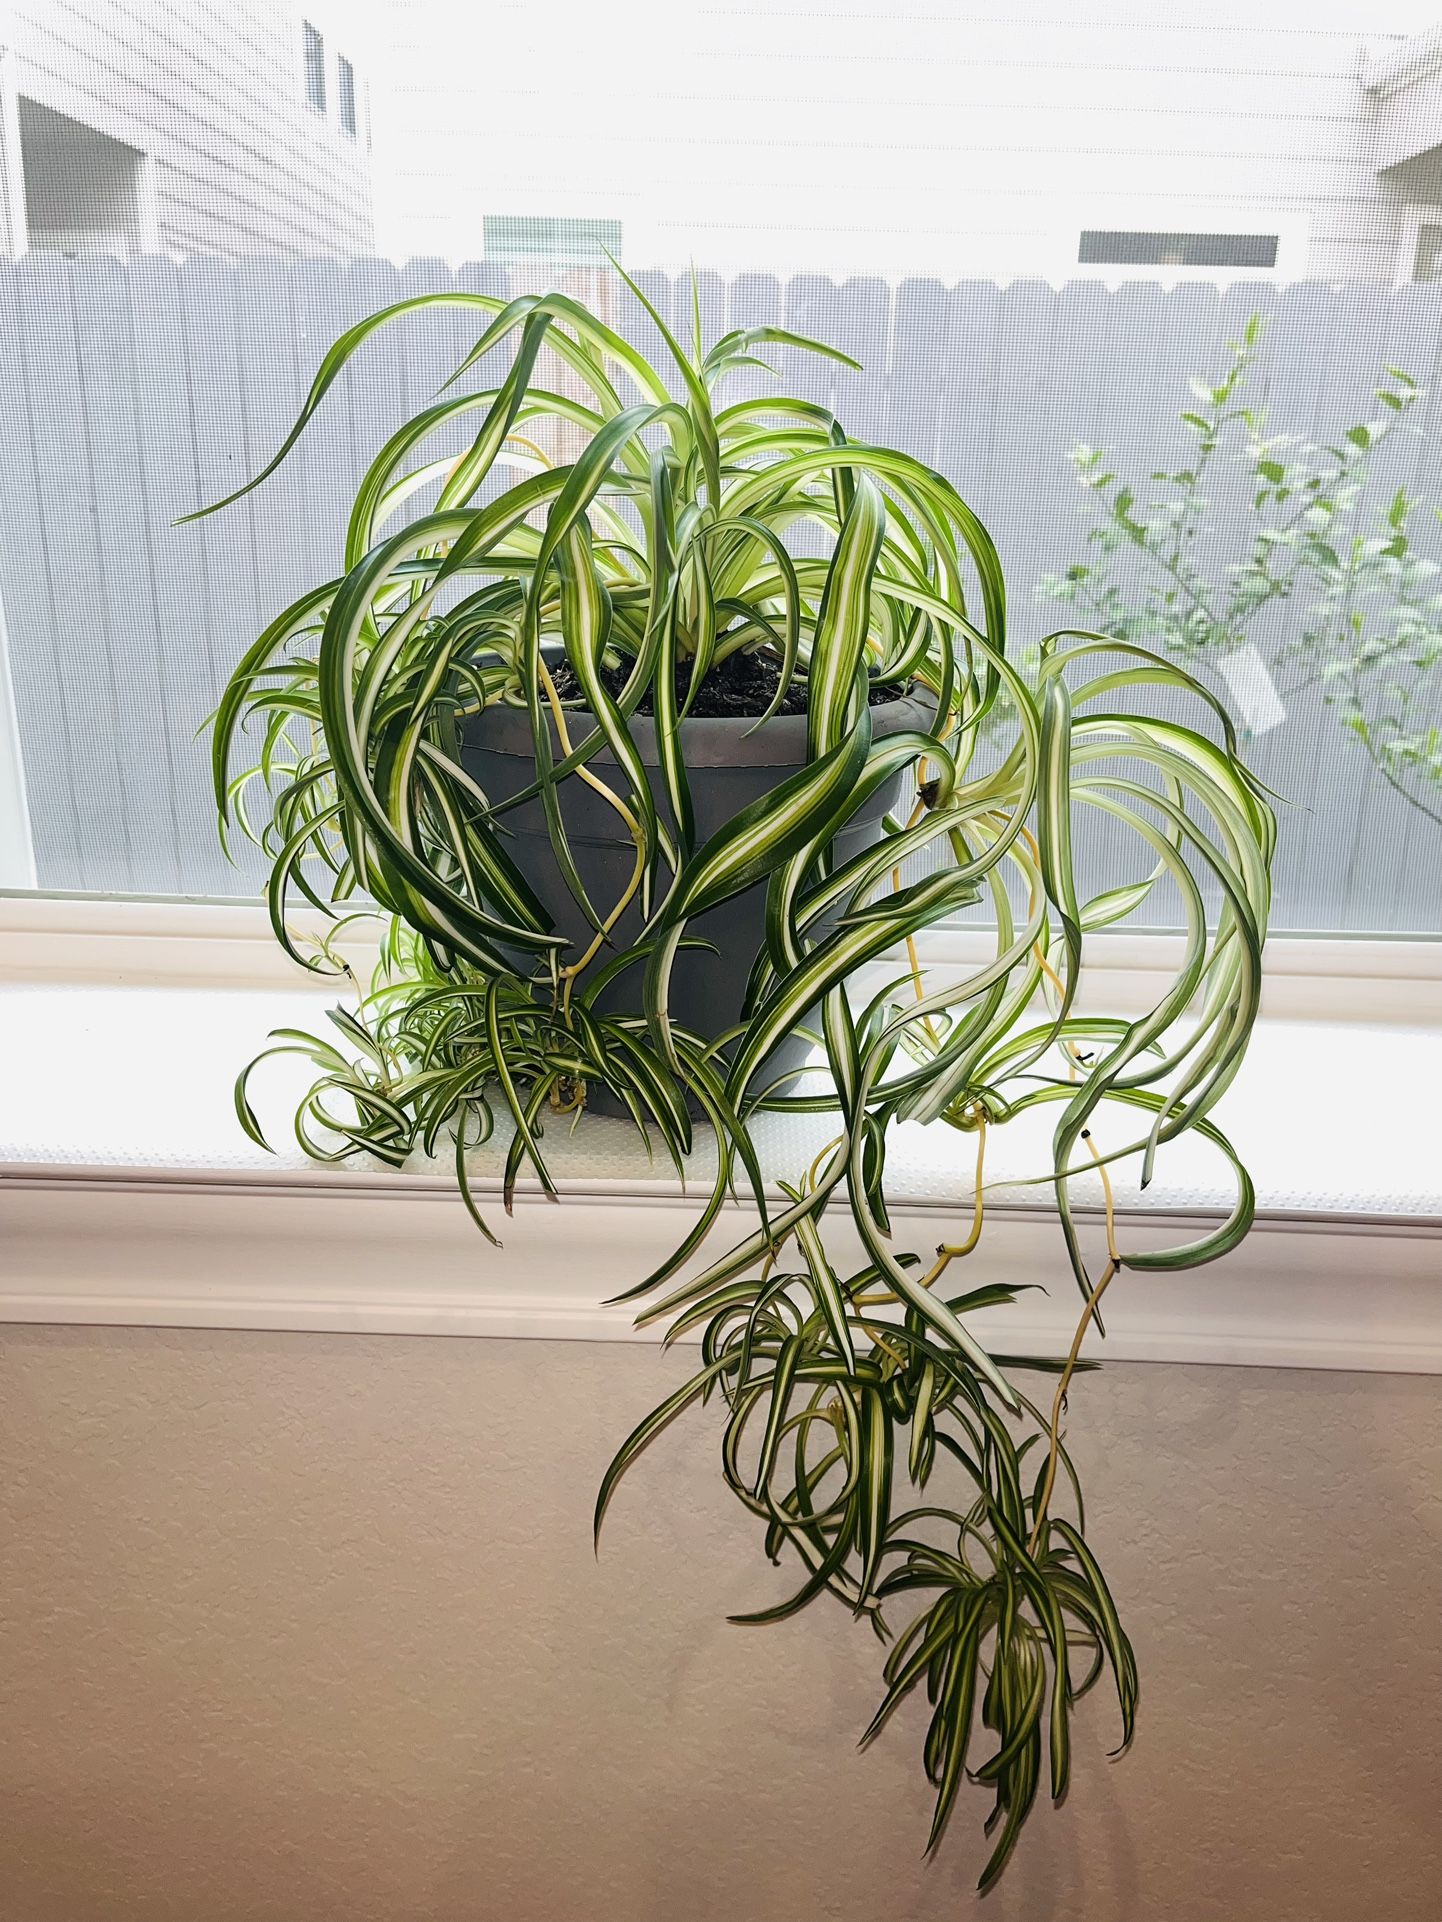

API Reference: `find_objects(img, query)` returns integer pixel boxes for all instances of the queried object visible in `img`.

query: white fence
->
[1,256,1439,931]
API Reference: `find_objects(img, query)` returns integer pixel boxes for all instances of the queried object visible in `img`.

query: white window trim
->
[1,894,1435,1025]
[0,896,1436,1372]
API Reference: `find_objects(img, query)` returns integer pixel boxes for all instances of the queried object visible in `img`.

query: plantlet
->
[196,278,1273,1887]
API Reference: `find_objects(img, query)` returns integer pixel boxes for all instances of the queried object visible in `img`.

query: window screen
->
[0,2,1439,935]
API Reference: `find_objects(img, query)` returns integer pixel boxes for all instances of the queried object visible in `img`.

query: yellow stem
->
[501,430,554,467]
[537,656,640,837]
[1026,1130,1123,1554]
[853,1111,987,1312]
[891,797,939,1042]
[919,1109,987,1284]
[857,1322,910,1372]
[534,656,645,1014]
[805,1133,845,1196]
[1085,1127,1123,1268]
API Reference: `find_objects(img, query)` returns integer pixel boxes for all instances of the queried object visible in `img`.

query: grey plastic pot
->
[461,690,934,1109]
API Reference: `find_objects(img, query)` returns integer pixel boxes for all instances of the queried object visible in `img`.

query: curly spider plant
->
[194,271,1274,1889]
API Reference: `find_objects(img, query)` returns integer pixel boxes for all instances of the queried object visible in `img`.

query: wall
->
[4,0,372,259]
[1,258,1439,929]
[0,1325,1437,1922]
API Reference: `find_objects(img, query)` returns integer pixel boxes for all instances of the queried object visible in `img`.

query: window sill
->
[1,903,1438,1374]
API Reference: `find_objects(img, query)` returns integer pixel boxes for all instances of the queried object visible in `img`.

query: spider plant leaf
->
[728,1496,860,1626]
[1049,1519,1137,1744]
[603,255,722,499]
[974,1725,1041,1892]
[1038,675,1082,1008]
[317,509,572,962]
[182,288,511,520]
[924,1614,986,1854]
[806,472,886,761]
[211,582,336,816]
[659,703,875,928]
[856,1386,894,1607]
[593,1357,734,1546]
[794,1212,855,1371]
[434,311,559,513]
[454,1113,502,1248]
[728,867,978,1105]
[483,981,556,1210]
[703,324,862,382]
[751,1334,806,1499]
[556,520,659,874]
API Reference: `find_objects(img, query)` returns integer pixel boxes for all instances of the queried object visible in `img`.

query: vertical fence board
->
[930,280,1004,518]
[70,255,183,894]
[827,275,892,444]
[886,278,950,469]
[722,272,784,419]
[127,256,249,896]
[15,257,134,890]
[0,261,84,886]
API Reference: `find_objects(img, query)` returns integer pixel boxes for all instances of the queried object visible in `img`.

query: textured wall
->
[1,1327,1438,1922]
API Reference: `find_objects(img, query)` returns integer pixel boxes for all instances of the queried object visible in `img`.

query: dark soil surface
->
[549,648,908,718]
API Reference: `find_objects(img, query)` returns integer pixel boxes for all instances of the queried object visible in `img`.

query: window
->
[1079,231,1280,269]
[302,21,325,113]
[1411,221,1442,281]
[337,55,356,138]
[482,214,622,265]
[0,3,1438,939]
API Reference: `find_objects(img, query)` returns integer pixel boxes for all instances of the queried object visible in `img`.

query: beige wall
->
[1,1327,1438,1922]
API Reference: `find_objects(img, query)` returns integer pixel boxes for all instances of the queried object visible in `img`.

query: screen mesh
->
[0,1,1439,931]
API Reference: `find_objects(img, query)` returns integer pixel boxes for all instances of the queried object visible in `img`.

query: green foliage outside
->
[1040,314,1442,829]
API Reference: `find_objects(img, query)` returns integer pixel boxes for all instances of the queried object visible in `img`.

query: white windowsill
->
[1,898,1438,1373]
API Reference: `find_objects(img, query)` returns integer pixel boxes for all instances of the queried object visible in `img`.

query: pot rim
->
[465,687,938,769]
